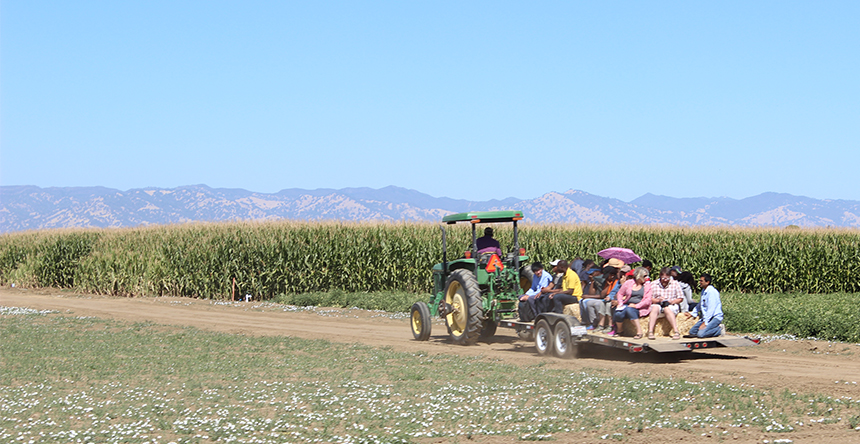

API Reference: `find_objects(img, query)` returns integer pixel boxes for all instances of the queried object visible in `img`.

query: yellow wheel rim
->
[445,281,467,336]
[411,309,423,335]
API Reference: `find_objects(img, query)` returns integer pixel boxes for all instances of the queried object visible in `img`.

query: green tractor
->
[410,210,531,345]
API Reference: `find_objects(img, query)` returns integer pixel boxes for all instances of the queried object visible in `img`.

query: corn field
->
[1,221,859,299]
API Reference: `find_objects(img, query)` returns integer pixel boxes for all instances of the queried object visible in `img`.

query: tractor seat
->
[477,246,503,256]
[477,247,502,267]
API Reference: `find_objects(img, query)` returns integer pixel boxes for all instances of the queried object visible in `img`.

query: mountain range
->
[2,185,860,233]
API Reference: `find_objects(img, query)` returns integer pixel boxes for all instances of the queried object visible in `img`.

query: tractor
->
[410,210,532,345]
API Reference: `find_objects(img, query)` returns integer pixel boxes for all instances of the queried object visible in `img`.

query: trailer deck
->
[498,318,759,354]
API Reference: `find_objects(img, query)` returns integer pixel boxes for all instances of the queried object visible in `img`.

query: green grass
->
[1,313,858,443]
[272,289,423,313]
[721,292,860,342]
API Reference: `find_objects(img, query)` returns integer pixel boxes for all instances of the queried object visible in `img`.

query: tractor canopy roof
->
[442,210,525,224]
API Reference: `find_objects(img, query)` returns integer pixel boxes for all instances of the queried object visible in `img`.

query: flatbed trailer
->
[498,313,758,358]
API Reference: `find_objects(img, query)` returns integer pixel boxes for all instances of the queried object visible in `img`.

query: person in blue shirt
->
[684,273,724,338]
[519,262,555,316]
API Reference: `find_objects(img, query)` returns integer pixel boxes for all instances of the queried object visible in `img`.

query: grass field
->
[2,311,858,443]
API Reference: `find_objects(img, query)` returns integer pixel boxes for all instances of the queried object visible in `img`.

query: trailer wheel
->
[410,302,432,341]
[443,269,483,345]
[534,319,552,356]
[480,320,497,340]
[553,321,576,359]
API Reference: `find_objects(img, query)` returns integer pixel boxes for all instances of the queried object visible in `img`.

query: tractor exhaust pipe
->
[440,224,448,274]
[513,220,520,271]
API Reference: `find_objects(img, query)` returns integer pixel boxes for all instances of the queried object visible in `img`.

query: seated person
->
[647,267,684,340]
[518,262,554,318]
[590,267,606,296]
[550,259,564,287]
[546,260,583,314]
[577,259,596,294]
[581,265,618,331]
[570,258,584,274]
[601,266,631,334]
[591,258,622,296]
[685,273,724,338]
[476,227,502,255]
[676,271,697,312]
[610,267,652,339]
[576,261,602,323]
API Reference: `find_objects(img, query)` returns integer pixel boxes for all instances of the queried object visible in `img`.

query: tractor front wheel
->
[410,302,431,341]
[443,269,484,345]
[480,320,497,340]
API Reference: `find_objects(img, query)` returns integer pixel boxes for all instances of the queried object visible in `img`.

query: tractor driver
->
[476,227,502,254]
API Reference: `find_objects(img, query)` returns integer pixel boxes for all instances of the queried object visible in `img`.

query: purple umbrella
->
[597,247,642,264]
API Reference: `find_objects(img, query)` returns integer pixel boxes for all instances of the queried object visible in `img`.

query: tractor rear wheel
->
[534,319,552,356]
[519,265,534,293]
[410,302,431,341]
[444,269,483,345]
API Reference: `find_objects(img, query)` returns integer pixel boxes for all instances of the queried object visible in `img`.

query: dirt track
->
[3,288,860,443]
[3,288,858,399]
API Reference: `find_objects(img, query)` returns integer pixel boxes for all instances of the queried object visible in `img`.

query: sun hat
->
[606,258,625,269]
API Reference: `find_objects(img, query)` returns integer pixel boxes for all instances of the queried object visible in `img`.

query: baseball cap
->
[550,259,561,266]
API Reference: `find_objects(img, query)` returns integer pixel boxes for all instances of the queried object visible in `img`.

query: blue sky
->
[2,1,858,203]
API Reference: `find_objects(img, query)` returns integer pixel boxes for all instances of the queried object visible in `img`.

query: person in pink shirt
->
[610,267,652,339]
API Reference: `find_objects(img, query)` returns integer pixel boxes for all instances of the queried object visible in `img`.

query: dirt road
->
[3,288,858,401]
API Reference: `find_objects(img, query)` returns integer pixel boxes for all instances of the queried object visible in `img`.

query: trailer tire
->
[553,321,576,359]
[534,319,552,356]
[443,269,483,345]
[480,320,497,340]
[410,302,432,341]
